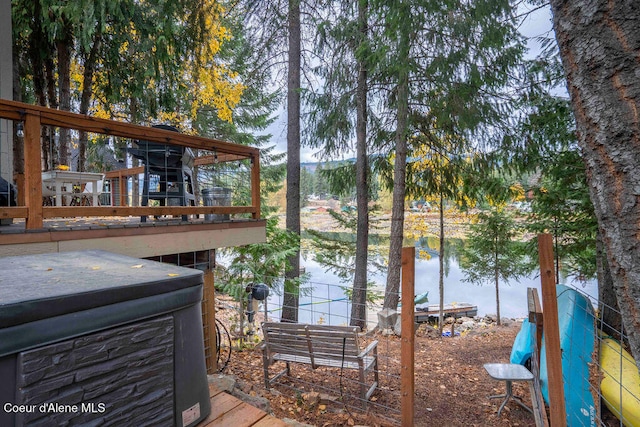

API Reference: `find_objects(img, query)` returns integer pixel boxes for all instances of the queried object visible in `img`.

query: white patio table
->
[41,170,104,207]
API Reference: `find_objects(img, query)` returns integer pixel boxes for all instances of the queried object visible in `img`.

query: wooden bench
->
[261,322,379,401]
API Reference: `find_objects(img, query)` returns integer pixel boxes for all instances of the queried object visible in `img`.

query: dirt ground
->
[215,210,609,426]
[223,320,538,427]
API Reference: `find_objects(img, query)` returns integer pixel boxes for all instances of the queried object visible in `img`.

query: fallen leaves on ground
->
[222,311,539,427]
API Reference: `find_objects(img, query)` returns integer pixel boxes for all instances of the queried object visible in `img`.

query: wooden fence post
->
[527,287,549,427]
[401,246,415,426]
[538,233,566,427]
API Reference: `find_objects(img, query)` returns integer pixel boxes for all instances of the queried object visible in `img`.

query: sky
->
[265,3,557,164]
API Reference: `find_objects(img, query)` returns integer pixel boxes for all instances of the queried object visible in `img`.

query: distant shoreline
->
[275,208,529,241]
[278,210,474,240]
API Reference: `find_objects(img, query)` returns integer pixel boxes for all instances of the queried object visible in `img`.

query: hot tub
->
[0,250,210,426]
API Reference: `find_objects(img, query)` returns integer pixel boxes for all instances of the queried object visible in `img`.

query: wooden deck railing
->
[0,99,260,229]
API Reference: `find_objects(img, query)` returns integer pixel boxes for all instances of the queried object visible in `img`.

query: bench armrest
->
[358,340,378,358]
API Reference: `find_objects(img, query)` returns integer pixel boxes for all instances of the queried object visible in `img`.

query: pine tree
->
[369,0,525,311]
[305,0,373,328]
[459,208,526,326]
[406,135,475,333]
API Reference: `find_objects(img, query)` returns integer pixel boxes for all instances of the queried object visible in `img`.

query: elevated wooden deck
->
[201,385,287,427]
[0,99,265,258]
[0,216,266,258]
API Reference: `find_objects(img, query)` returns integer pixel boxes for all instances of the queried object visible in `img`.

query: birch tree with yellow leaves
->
[13,0,244,170]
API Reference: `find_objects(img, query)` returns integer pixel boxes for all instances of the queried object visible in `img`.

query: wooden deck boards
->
[414,303,478,323]
[198,384,287,427]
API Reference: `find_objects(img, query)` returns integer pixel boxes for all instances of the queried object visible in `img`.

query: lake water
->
[265,239,599,324]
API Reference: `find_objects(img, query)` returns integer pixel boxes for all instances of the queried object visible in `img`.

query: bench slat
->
[262,322,378,402]
[273,353,376,371]
[307,336,358,345]
[266,335,308,345]
[311,343,359,356]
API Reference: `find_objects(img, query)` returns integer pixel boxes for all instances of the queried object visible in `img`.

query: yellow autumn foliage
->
[510,182,525,202]
[71,1,243,126]
[486,195,507,210]
[190,65,244,122]
[187,0,244,123]
[410,143,476,210]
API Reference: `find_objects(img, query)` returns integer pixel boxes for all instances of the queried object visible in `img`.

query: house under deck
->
[0,99,266,375]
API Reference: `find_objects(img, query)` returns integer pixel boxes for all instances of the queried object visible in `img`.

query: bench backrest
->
[262,322,362,364]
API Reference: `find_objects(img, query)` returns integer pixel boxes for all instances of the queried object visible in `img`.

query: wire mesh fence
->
[524,284,640,427]
[147,246,631,426]
[591,285,640,427]
[217,275,404,425]
[141,246,640,427]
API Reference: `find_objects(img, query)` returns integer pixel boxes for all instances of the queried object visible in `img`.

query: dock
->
[414,303,478,323]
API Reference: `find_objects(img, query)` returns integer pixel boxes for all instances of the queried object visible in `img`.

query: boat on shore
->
[540,285,596,426]
[510,284,596,426]
[600,337,640,427]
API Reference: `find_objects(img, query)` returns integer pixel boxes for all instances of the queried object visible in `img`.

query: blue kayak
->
[511,285,596,426]
[510,318,534,365]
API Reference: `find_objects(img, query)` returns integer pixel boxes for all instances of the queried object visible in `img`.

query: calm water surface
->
[265,238,598,324]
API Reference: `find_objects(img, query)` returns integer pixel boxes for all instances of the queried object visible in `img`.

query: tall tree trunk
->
[438,193,445,334]
[28,0,50,169]
[350,0,369,330]
[12,40,24,178]
[495,247,501,326]
[549,0,640,368]
[78,33,102,172]
[597,229,623,340]
[382,2,410,310]
[129,97,139,125]
[44,55,58,170]
[56,25,72,168]
[553,221,560,284]
[281,0,301,323]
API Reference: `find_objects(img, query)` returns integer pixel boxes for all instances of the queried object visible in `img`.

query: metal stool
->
[484,363,534,416]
